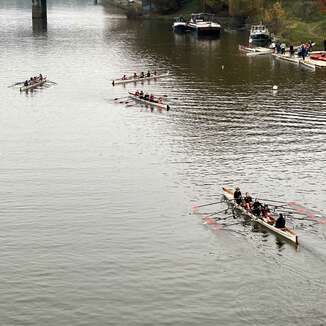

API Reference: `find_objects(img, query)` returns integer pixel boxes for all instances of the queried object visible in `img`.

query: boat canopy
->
[191,13,217,22]
[250,24,269,33]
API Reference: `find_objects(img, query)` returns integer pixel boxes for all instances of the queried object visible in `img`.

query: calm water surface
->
[0,1,326,325]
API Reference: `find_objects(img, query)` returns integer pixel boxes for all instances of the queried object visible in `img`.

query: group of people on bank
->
[272,40,314,60]
[121,71,157,80]
[23,74,44,87]
[233,187,286,229]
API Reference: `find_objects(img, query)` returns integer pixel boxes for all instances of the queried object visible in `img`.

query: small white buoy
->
[273,85,278,90]
[221,65,224,70]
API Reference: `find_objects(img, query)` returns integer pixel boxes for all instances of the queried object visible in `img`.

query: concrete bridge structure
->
[32,0,47,19]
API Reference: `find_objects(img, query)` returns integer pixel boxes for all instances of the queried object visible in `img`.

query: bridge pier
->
[32,0,47,32]
[32,0,47,19]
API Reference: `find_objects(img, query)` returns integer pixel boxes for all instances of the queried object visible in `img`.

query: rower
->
[135,90,140,96]
[234,187,242,205]
[158,97,163,104]
[24,80,29,86]
[122,74,127,80]
[149,94,154,102]
[140,72,145,78]
[252,199,262,216]
[133,72,138,78]
[146,71,150,77]
[39,73,43,80]
[261,204,275,224]
[139,90,144,98]
[275,213,286,229]
[153,70,157,76]
[144,93,149,100]
[243,192,253,211]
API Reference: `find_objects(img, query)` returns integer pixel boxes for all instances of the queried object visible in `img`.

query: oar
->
[7,81,24,88]
[192,199,225,210]
[256,198,288,204]
[287,202,326,224]
[201,208,229,219]
[46,80,57,85]
[114,96,129,101]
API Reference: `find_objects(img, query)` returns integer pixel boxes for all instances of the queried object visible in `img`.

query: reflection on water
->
[0,1,326,325]
[32,18,47,33]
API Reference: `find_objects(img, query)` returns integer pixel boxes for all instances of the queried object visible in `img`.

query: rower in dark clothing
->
[146,71,150,77]
[252,199,262,216]
[275,213,286,229]
[24,80,29,86]
[234,187,242,205]
[139,90,144,99]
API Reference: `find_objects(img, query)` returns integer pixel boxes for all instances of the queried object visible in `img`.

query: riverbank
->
[102,0,325,47]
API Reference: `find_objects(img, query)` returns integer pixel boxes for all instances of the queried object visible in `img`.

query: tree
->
[228,0,264,17]
[263,1,287,32]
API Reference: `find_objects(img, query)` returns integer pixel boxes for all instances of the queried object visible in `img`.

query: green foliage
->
[228,0,264,17]
[283,0,323,21]
[205,0,228,13]
[263,1,287,32]
[152,0,180,13]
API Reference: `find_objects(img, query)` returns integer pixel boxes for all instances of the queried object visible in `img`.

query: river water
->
[0,1,326,325]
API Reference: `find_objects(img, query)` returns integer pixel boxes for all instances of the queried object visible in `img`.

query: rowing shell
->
[128,92,170,110]
[112,71,169,86]
[20,78,47,92]
[223,187,298,246]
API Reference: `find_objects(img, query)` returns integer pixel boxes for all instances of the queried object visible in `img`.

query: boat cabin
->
[190,13,217,23]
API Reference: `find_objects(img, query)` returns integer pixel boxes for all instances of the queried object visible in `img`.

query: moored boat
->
[128,91,170,110]
[188,13,221,37]
[112,71,169,86]
[239,45,273,56]
[223,187,298,246]
[172,17,189,33]
[310,52,326,62]
[249,24,271,45]
[20,77,47,92]
[272,52,300,64]
[299,59,316,71]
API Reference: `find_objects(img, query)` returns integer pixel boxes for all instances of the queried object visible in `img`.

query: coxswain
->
[275,213,286,229]
[234,187,242,205]
[139,90,144,98]
[252,199,262,216]
[149,94,154,102]
[122,74,127,80]
[146,71,150,78]
[140,72,145,78]
[243,192,253,211]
